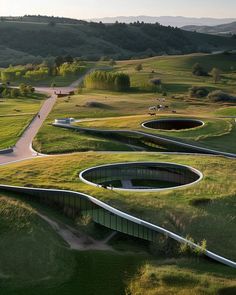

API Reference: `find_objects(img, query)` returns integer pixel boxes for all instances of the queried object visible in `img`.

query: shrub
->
[135,64,143,71]
[192,63,208,76]
[189,86,209,98]
[207,90,236,102]
[150,78,162,86]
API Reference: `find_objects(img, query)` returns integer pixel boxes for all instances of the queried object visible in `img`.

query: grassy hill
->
[183,21,236,36]
[33,52,236,154]
[1,189,235,295]
[0,192,146,295]
[1,16,236,66]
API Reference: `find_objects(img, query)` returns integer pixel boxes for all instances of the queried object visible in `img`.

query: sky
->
[1,0,236,19]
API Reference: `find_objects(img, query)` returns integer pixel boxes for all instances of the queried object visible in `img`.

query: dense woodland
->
[1,16,236,66]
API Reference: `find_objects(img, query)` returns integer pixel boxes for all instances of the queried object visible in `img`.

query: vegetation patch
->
[84,71,130,91]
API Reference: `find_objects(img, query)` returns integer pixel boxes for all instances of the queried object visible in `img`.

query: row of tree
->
[0,83,35,98]
[0,57,87,82]
[84,71,130,91]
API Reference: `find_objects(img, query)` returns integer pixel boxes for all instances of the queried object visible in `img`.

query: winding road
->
[0,72,235,269]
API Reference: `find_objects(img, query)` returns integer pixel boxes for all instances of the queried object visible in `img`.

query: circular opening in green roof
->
[142,118,204,131]
[79,162,203,192]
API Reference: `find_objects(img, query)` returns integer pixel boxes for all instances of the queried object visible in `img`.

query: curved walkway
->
[0,74,235,268]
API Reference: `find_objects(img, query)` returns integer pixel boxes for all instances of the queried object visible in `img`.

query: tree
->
[135,64,143,72]
[192,63,208,76]
[55,56,64,68]
[114,73,130,91]
[64,55,74,64]
[84,71,130,91]
[19,84,28,96]
[48,20,56,27]
[189,86,209,98]
[210,67,221,83]
[10,88,20,98]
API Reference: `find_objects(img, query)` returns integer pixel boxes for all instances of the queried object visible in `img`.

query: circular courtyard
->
[79,162,203,192]
[142,118,204,131]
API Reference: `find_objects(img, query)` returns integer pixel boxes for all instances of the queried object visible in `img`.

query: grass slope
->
[0,192,146,295]
[0,152,235,262]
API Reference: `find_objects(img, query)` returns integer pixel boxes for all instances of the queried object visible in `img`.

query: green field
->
[1,191,235,295]
[0,94,45,149]
[34,53,236,154]
[0,152,236,293]
[0,152,235,261]
[0,192,147,295]
[1,52,236,294]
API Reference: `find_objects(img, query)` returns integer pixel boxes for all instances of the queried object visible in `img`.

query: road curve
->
[0,72,88,165]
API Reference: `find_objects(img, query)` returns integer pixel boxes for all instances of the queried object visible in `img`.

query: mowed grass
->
[0,152,235,262]
[0,95,45,149]
[34,87,236,153]
[33,52,236,154]
[33,123,133,154]
[76,114,236,153]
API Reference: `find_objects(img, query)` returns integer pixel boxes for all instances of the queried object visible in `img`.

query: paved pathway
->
[0,74,87,165]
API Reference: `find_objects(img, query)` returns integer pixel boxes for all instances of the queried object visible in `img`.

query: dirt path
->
[38,212,114,251]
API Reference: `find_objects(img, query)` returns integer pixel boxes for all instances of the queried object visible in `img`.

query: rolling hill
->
[0,16,236,66]
[182,21,236,36]
[89,16,236,27]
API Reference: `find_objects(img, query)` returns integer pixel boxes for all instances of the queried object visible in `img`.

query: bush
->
[135,64,143,71]
[207,90,236,102]
[192,63,208,76]
[189,86,209,98]
[150,78,162,86]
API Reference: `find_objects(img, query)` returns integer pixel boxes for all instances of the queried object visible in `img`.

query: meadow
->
[0,152,236,294]
[0,152,235,262]
[0,94,45,149]
[1,52,236,294]
[34,54,236,154]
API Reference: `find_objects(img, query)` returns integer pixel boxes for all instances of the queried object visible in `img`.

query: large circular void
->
[79,162,203,192]
[142,118,204,131]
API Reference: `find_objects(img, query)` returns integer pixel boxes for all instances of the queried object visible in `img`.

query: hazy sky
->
[1,0,236,19]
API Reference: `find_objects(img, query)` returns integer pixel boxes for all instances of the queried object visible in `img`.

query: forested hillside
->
[1,16,236,66]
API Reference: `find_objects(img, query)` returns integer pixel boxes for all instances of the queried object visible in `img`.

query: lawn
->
[33,52,236,155]
[34,89,236,154]
[0,152,235,262]
[74,114,236,153]
[0,94,45,149]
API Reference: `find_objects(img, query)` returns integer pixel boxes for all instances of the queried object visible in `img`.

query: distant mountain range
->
[182,22,236,36]
[88,16,236,27]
